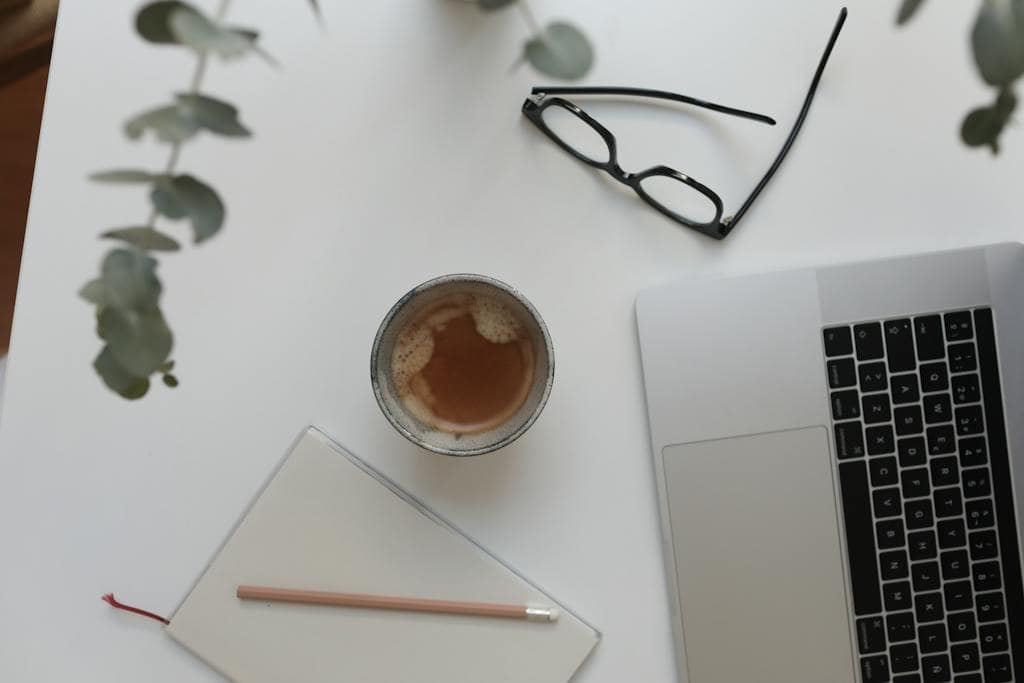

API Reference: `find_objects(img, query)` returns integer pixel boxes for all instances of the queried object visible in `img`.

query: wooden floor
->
[0,64,46,355]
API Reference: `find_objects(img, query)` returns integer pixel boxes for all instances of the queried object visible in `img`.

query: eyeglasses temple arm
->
[530,86,776,125]
[722,7,848,237]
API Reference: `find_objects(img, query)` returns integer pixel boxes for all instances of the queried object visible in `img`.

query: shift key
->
[838,460,882,614]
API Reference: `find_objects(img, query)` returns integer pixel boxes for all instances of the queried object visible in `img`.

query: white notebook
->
[166,427,599,682]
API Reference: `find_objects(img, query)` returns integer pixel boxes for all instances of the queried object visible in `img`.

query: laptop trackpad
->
[663,427,855,683]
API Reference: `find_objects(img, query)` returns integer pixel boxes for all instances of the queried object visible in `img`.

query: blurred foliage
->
[475,0,594,80]
[898,0,1023,153]
[82,0,313,399]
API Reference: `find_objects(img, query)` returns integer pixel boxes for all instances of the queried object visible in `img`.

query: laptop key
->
[947,611,976,642]
[975,592,1004,622]
[934,488,963,518]
[834,421,865,459]
[958,437,987,467]
[972,561,1000,592]
[915,592,944,623]
[921,653,951,682]
[981,654,1011,682]
[860,361,889,392]
[890,642,919,674]
[966,528,999,561]
[824,326,853,356]
[924,394,952,424]
[864,394,892,424]
[979,623,1008,653]
[874,487,903,518]
[930,457,959,487]
[893,675,922,683]
[909,530,937,561]
[838,461,882,614]
[912,561,940,591]
[944,312,973,341]
[857,615,887,653]
[899,437,927,466]
[937,518,966,549]
[927,426,955,455]
[885,319,915,372]
[855,322,885,360]
[871,457,899,487]
[906,499,934,530]
[886,611,915,643]
[915,315,945,361]
[950,643,979,673]
[878,519,906,549]
[965,500,994,530]
[919,622,948,652]
[832,390,861,420]
[948,342,977,373]
[881,550,909,580]
[892,373,921,404]
[861,654,891,682]
[884,581,913,611]
[952,374,980,404]
[894,406,923,436]
[867,425,896,455]
[902,468,930,499]
[951,675,980,683]
[920,361,949,392]
[943,580,972,611]
[940,549,969,580]
[961,467,990,499]
[954,406,983,436]
[827,358,857,388]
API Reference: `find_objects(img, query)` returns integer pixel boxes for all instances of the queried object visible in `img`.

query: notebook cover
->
[165,427,599,682]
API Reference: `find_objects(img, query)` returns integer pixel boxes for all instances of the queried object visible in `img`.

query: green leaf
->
[90,169,155,183]
[159,359,175,373]
[98,306,174,377]
[150,174,225,243]
[79,279,110,305]
[94,346,151,399]
[162,373,179,388]
[125,104,200,143]
[896,0,926,24]
[102,226,181,252]
[479,0,518,10]
[176,93,251,137]
[168,6,271,62]
[971,0,1024,86]
[524,22,593,80]
[100,248,162,311]
[136,1,194,44]
[961,88,1018,153]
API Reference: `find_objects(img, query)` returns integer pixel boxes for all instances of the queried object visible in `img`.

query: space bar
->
[838,461,882,615]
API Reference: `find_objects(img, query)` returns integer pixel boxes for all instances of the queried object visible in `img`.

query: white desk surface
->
[2,1,1023,680]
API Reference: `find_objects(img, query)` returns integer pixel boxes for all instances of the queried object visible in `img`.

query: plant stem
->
[517,0,543,36]
[147,0,233,227]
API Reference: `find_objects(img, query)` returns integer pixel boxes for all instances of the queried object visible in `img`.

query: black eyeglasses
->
[522,7,847,240]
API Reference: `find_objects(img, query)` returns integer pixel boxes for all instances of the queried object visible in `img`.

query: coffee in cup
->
[371,274,553,456]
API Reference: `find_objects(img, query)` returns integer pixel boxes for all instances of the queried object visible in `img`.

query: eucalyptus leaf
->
[524,22,593,80]
[163,373,180,388]
[971,0,1024,86]
[79,279,109,305]
[897,0,926,25]
[160,360,175,373]
[102,226,181,252]
[100,248,162,311]
[90,169,155,183]
[479,0,518,10]
[98,306,174,376]
[149,174,225,243]
[136,0,195,44]
[94,346,151,399]
[176,93,251,137]
[961,88,1018,153]
[125,104,200,143]
[168,6,268,62]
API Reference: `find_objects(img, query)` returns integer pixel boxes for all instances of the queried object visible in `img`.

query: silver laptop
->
[636,243,1024,683]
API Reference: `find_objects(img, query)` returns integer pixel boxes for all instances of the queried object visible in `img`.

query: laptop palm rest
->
[662,426,856,683]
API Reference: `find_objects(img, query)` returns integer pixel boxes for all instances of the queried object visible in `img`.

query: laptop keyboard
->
[823,308,1023,682]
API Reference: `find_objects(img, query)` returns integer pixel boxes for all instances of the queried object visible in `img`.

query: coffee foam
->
[390,292,529,433]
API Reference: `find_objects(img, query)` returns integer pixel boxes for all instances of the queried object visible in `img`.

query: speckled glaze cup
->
[371,274,554,456]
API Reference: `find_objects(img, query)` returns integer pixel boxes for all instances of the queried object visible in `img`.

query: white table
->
[2,1,1022,680]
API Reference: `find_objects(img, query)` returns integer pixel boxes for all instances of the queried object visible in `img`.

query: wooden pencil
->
[236,585,559,622]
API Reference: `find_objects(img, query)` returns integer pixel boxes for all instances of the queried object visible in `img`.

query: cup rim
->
[370,274,555,456]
